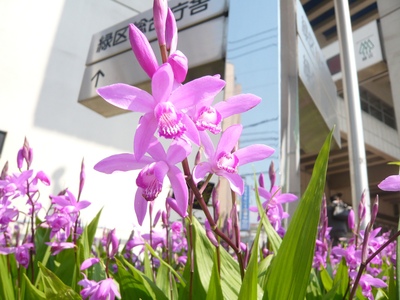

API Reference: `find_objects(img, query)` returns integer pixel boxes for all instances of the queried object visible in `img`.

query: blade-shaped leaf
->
[320,266,333,292]
[116,257,168,300]
[205,250,223,300]
[389,264,398,300]
[332,258,349,299]
[38,262,81,299]
[263,130,333,300]
[180,217,241,300]
[0,255,16,300]
[23,273,46,300]
[238,215,263,300]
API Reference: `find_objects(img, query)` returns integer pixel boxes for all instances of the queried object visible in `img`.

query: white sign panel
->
[322,21,383,81]
[86,0,228,65]
[296,0,340,145]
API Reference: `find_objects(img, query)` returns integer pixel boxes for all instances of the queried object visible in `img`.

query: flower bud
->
[165,8,177,53]
[107,229,119,259]
[79,158,85,198]
[358,191,366,222]
[1,161,8,180]
[205,220,218,247]
[168,51,188,83]
[129,24,158,78]
[258,173,265,188]
[348,209,355,232]
[269,161,276,190]
[370,195,379,226]
[153,0,168,46]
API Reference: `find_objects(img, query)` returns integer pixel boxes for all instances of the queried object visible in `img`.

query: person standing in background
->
[327,193,352,246]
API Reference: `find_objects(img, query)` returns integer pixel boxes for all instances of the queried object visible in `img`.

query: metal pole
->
[334,0,371,228]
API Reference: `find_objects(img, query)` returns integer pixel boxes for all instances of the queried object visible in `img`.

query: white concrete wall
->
[0,0,155,238]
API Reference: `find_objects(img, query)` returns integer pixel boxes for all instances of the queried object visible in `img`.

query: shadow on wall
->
[33,0,140,150]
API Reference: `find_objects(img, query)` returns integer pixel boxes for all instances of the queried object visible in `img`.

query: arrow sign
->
[91,70,104,87]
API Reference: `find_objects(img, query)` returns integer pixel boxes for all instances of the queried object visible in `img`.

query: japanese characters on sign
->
[87,0,226,65]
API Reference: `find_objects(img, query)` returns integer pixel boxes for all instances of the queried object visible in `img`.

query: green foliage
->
[38,263,81,299]
[2,130,397,299]
[262,130,333,300]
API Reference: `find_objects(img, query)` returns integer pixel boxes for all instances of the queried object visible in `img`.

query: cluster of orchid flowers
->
[313,190,398,299]
[0,139,91,267]
[93,0,274,231]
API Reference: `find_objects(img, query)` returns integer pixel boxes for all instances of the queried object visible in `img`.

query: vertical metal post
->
[334,0,371,227]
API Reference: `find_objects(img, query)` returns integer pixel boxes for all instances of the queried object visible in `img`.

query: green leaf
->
[33,222,53,280]
[38,262,80,299]
[181,217,241,300]
[263,130,333,300]
[145,244,185,286]
[0,255,16,300]
[306,268,323,300]
[206,250,224,300]
[115,257,168,300]
[54,248,76,288]
[86,208,103,248]
[156,262,174,298]
[320,266,333,292]
[238,216,263,300]
[388,264,398,300]
[143,246,153,280]
[257,255,273,289]
[332,258,349,299]
[22,273,46,300]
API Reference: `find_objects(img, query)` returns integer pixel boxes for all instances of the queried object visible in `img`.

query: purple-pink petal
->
[235,144,275,166]
[167,166,188,218]
[170,75,225,109]
[152,64,174,102]
[223,172,244,195]
[97,83,154,113]
[378,175,400,191]
[80,257,100,270]
[216,124,241,155]
[199,131,215,159]
[166,139,191,165]
[134,114,159,159]
[215,94,261,119]
[94,153,151,174]
[181,114,200,145]
[134,188,148,226]
[193,162,212,184]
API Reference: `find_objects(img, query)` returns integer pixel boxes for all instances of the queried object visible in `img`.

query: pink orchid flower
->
[188,93,262,136]
[193,124,274,194]
[94,138,191,225]
[97,63,225,159]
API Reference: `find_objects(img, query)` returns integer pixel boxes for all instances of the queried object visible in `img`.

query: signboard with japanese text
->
[86,0,228,65]
[78,16,227,116]
[296,0,340,148]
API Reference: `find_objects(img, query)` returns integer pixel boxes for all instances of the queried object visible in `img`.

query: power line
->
[228,27,278,44]
[243,117,279,128]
